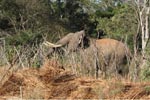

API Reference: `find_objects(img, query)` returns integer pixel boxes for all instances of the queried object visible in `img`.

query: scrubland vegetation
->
[0,0,150,99]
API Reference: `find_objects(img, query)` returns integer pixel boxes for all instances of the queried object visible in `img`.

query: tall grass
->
[0,37,150,81]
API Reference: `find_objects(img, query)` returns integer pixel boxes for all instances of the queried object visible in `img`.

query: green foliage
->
[0,0,97,43]
[0,0,138,44]
[0,0,140,69]
[140,44,150,81]
[144,86,150,93]
[61,0,97,32]
[95,7,115,18]
[96,3,138,49]
[0,0,20,16]
[5,45,16,65]
[5,30,43,46]
[140,67,150,81]
[0,0,51,31]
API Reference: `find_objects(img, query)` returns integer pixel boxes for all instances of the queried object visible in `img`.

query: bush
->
[5,30,43,46]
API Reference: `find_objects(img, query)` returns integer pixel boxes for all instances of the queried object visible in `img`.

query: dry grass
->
[0,60,150,99]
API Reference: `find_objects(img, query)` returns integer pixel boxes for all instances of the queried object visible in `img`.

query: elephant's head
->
[43,30,86,55]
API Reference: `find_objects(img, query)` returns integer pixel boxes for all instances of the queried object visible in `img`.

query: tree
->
[134,0,150,68]
[96,1,138,50]
[0,0,51,32]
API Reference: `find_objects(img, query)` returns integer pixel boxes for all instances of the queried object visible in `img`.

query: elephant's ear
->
[43,41,62,48]
[74,30,85,44]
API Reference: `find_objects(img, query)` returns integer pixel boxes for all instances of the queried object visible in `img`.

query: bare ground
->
[0,60,150,99]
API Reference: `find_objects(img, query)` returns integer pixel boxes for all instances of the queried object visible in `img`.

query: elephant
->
[81,38,132,78]
[43,30,132,78]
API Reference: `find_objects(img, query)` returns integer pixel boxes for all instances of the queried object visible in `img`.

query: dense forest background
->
[0,0,139,48]
[0,0,150,79]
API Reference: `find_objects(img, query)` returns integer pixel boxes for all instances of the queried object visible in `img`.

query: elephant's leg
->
[98,60,108,78]
[107,54,119,77]
[94,51,100,79]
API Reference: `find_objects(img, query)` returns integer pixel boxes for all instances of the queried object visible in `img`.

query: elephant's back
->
[95,38,130,57]
[96,38,124,48]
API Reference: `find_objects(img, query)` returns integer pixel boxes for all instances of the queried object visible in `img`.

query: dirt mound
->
[0,60,150,99]
[114,82,150,99]
[0,68,46,98]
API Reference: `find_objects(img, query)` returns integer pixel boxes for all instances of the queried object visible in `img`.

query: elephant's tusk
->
[43,41,62,48]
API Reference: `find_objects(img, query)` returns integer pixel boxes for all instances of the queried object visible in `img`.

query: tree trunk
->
[138,0,150,69]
